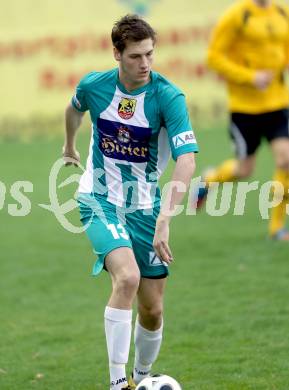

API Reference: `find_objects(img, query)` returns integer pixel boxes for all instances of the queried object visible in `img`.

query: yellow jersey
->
[207,0,289,113]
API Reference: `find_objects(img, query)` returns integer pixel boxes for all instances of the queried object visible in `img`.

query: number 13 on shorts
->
[107,224,129,240]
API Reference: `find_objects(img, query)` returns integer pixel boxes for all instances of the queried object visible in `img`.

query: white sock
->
[133,317,163,385]
[104,307,132,390]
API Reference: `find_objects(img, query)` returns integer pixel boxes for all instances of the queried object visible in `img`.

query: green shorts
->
[78,193,169,278]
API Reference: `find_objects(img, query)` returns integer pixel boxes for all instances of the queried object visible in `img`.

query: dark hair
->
[111,14,156,53]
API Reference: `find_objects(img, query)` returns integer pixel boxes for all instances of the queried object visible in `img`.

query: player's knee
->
[139,303,163,327]
[115,271,140,297]
[273,143,289,170]
[237,164,253,178]
[276,157,289,171]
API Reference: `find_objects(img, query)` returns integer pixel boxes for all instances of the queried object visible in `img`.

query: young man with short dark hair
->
[64,14,198,389]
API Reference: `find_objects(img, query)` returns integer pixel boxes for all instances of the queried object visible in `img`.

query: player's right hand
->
[153,216,174,264]
[254,70,273,90]
[62,146,80,167]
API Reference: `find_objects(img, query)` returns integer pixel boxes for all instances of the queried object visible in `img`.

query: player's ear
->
[113,47,121,62]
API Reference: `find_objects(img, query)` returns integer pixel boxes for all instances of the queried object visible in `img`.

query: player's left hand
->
[153,216,173,264]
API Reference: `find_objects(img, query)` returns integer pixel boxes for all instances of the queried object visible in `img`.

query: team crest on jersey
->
[118,98,137,119]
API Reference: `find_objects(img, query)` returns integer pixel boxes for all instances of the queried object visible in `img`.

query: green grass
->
[1,128,289,390]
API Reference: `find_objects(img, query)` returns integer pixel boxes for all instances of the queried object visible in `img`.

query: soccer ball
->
[135,374,182,390]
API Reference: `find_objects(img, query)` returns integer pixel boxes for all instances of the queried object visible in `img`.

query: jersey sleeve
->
[207,4,256,85]
[71,74,91,112]
[281,5,289,65]
[161,88,198,161]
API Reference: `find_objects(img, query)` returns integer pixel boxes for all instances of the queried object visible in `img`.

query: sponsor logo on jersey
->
[101,137,148,160]
[118,97,137,119]
[172,131,196,149]
[117,126,131,143]
[149,252,168,267]
[97,118,151,163]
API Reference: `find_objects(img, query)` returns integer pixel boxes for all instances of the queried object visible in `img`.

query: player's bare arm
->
[63,104,84,166]
[153,152,196,264]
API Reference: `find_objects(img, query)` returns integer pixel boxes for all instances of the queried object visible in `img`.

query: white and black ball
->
[136,374,182,390]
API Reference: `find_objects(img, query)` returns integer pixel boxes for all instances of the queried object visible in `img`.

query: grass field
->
[1,126,289,390]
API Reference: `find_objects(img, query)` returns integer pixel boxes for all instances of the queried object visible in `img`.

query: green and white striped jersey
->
[72,68,198,209]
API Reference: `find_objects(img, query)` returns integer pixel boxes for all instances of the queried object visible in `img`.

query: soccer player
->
[63,15,198,390]
[196,0,289,240]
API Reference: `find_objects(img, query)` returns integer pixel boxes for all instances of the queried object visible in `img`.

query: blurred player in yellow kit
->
[196,0,289,240]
